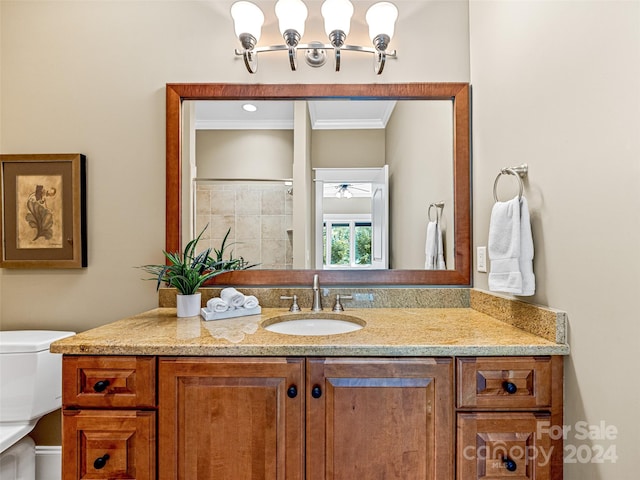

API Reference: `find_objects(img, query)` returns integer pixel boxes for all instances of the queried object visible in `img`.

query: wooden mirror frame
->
[166,83,471,286]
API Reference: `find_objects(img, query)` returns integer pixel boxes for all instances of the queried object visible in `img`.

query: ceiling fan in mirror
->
[332,183,371,199]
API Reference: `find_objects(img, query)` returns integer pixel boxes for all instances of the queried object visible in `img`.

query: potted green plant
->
[140,227,252,317]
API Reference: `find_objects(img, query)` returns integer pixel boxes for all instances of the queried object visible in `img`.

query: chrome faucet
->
[311,274,323,312]
[332,294,353,312]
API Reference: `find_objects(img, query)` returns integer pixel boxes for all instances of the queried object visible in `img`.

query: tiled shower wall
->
[195,181,293,270]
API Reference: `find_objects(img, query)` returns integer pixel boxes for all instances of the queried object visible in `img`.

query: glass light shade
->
[231,1,265,41]
[365,2,398,42]
[275,0,308,36]
[321,0,354,36]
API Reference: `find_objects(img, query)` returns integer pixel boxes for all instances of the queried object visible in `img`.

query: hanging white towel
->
[436,223,446,270]
[425,221,446,270]
[425,221,438,269]
[518,196,535,296]
[220,287,246,308]
[488,195,535,296]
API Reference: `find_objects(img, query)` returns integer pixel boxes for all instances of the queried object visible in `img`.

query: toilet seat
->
[0,422,36,453]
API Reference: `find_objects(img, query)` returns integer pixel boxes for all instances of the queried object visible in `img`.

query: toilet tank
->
[0,331,75,423]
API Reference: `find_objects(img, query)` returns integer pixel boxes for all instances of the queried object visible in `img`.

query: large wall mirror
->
[166,83,470,286]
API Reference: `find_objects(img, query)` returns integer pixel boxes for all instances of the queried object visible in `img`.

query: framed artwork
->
[0,154,87,268]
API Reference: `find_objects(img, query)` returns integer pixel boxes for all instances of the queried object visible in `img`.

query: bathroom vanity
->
[51,289,568,480]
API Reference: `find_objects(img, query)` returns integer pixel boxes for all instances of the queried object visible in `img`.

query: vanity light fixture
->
[230,0,398,75]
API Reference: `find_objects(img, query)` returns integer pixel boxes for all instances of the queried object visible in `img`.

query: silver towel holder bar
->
[493,164,529,202]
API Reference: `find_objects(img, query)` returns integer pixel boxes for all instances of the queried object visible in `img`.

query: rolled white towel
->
[220,287,246,308]
[207,297,229,313]
[243,295,259,309]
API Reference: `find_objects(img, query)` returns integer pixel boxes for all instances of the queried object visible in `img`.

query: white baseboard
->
[35,446,61,480]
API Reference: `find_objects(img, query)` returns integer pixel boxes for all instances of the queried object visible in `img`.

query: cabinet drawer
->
[63,356,156,408]
[457,357,552,409]
[457,412,551,480]
[62,410,155,480]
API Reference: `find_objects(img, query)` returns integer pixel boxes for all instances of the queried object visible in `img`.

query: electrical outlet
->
[477,246,487,273]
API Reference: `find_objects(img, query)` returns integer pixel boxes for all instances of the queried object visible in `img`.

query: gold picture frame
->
[0,154,87,268]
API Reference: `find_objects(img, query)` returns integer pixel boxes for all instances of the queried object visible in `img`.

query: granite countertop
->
[50,292,569,357]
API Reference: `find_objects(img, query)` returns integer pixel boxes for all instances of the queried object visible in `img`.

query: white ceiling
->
[194,100,397,130]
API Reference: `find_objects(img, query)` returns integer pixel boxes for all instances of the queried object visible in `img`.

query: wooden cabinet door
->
[62,409,155,480]
[457,412,552,480]
[306,357,453,480]
[158,357,305,480]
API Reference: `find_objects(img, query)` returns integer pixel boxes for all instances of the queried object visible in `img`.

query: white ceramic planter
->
[176,293,202,317]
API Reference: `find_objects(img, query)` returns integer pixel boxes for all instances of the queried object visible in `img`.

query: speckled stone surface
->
[470,289,567,344]
[158,287,470,309]
[50,305,569,357]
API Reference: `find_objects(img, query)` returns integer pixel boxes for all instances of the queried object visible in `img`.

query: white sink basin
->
[264,313,364,336]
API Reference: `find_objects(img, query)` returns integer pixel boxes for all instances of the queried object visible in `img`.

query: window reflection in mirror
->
[322,183,373,269]
[314,166,389,270]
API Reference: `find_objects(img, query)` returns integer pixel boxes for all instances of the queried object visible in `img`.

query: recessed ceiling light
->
[242,103,258,112]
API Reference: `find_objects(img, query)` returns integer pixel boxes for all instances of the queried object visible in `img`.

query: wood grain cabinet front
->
[158,357,305,480]
[60,354,563,479]
[306,357,453,480]
[62,355,156,409]
[457,412,552,479]
[158,356,454,480]
[62,409,155,480]
[61,356,157,480]
[457,356,553,409]
[456,356,564,480]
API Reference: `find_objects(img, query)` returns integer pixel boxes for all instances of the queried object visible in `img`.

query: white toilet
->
[0,330,75,480]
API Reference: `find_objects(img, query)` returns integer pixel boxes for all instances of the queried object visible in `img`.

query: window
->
[323,215,372,268]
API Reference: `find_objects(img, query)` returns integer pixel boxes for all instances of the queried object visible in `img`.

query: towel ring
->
[493,164,528,202]
[428,202,444,222]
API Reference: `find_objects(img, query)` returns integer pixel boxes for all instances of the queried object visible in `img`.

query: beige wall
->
[311,129,385,167]
[0,0,469,334]
[386,100,454,269]
[469,1,640,478]
[292,101,314,268]
[196,129,294,179]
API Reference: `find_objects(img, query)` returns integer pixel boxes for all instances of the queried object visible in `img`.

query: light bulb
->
[321,0,354,37]
[275,0,308,37]
[365,2,398,43]
[231,1,265,43]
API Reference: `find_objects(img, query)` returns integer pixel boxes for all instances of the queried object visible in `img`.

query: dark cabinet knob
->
[311,385,322,398]
[502,381,517,394]
[93,380,110,393]
[287,385,298,398]
[94,453,110,469]
[503,457,517,472]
